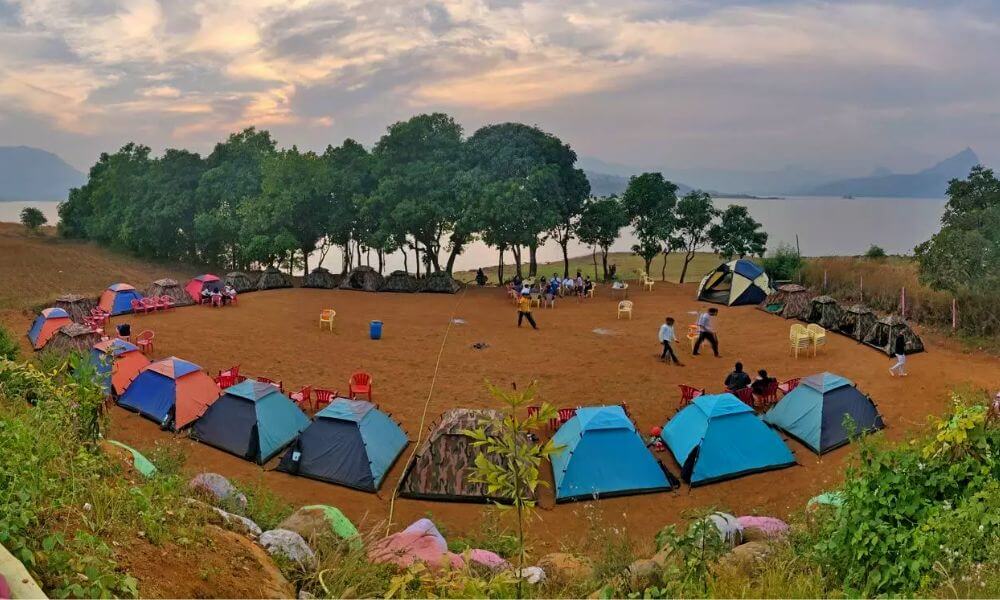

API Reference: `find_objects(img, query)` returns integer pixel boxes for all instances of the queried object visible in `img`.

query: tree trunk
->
[445,244,462,274]
[377,249,384,274]
[528,241,538,277]
[601,248,609,281]
[512,246,523,279]
[679,249,695,283]
[591,247,598,280]
[661,249,669,281]
[643,256,653,276]
[414,243,421,278]
[402,247,409,274]
[302,248,310,276]
[561,239,570,278]
[498,246,505,284]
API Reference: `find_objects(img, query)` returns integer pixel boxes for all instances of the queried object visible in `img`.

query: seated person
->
[200,287,212,303]
[116,322,131,340]
[210,286,223,305]
[751,369,776,396]
[574,274,584,291]
[512,274,522,289]
[724,362,752,391]
[612,279,626,289]
[582,276,593,295]
[546,278,560,300]
[223,284,237,303]
[562,276,574,290]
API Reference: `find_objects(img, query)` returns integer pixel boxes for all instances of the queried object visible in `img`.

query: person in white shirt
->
[658,317,683,365]
[693,307,720,357]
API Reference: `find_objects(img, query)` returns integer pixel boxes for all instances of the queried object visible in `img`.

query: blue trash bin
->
[370,320,383,340]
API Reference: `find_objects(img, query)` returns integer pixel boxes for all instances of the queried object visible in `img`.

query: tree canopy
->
[708,204,768,260]
[19,207,47,233]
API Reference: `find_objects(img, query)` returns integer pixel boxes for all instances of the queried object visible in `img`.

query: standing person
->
[693,307,720,357]
[516,292,538,329]
[658,317,683,365]
[889,333,907,376]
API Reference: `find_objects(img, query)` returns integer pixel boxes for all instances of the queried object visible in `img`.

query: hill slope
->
[0,146,85,202]
[801,148,980,197]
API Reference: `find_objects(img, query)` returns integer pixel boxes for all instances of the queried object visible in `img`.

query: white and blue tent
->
[697,259,773,306]
[661,393,795,486]
[763,372,884,454]
[551,405,676,502]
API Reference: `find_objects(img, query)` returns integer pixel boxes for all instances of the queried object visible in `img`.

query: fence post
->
[823,269,828,290]
[952,297,957,330]
[860,275,863,303]
[900,287,906,318]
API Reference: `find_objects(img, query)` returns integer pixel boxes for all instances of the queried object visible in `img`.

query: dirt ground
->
[56,282,991,556]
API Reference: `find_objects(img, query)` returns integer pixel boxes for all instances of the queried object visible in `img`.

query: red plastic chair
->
[314,388,338,412]
[220,365,240,379]
[678,384,704,409]
[558,407,577,424]
[755,380,781,411]
[130,299,147,314]
[215,373,236,389]
[778,377,802,396]
[548,417,561,432]
[526,405,540,420]
[158,295,174,310]
[733,386,754,406]
[211,294,223,307]
[257,377,283,393]
[135,330,154,355]
[349,371,372,400]
[290,386,313,413]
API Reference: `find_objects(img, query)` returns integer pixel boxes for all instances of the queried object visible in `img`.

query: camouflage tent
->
[54,293,96,322]
[863,315,925,356]
[805,296,844,329]
[380,270,420,293]
[303,267,341,289]
[758,284,811,319]
[399,409,528,502]
[339,266,384,292]
[45,323,102,356]
[837,304,878,341]
[145,278,194,307]
[420,272,461,294]
[257,266,293,291]
[225,272,256,293]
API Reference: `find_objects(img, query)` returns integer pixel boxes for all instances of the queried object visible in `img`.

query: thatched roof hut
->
[804,295,844,329]
[339,266,384,292]
[380,270,420,293]
[837,304,878,341]
[225,272,256,294]
[302,267,341,289]
[145,278,194,307]
[758,284,811,319]
[257,266,293,291]
[863,315,925,356]
[45,323,102,356]
[420,272,461,294]
[54,294,96,322]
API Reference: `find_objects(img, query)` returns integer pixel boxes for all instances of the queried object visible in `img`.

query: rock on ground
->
[713,541,774,577]
[278,505,359,547]
[188,473,248,511]
[260,529,317,566]
[538,552,594,583]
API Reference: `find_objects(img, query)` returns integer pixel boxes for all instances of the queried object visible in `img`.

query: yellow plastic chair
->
[806,324,827,355]
[319,309,336,331]
[789,324,811,358]
[617,300,633,320]
[585,286,595,298]
[641,273,655,291]
[530,292,542,308]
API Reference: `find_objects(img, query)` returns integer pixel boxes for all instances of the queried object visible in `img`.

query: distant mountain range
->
[581,148,982,198]
[797,148,980,197]
[0,146,85,202]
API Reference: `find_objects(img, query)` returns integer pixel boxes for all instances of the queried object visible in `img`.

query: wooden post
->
[952,297,958,330]
[823,269,828,290]
[900,287,906,318]
[860,275,863,302]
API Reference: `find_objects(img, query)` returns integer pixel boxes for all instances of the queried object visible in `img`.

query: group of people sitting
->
[513,271,595,302]
[200,284,238,306]
[724,361,777,397]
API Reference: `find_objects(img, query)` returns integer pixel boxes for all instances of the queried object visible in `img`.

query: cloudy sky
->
[1,0,998,174]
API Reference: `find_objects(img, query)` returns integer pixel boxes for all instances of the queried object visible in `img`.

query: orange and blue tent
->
[117,357,220,431]
[98,283,143,316]
[27,307,73,350]
[89,339,151,396]
[185,274,221,301]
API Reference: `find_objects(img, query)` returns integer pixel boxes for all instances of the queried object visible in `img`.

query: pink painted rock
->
[0,574,10,600]
[369,519,465,570]
[467,549,509,571]
[737,516,789,540]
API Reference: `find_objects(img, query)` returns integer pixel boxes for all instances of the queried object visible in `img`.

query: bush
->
[865,244,886,259]
[20,206,47,233]
[759,242,804,281]
[0,323,18,361]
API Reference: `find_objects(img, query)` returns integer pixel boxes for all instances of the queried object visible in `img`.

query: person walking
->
[658,317,683,365]
[517,292,538,329]
[693,307,720,357]
[889,333,907,376]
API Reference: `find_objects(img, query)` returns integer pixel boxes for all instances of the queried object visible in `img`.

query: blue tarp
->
[662,393,795,486]
[764,372,885,454]
[551,405,675,501]
[193,380,309,464]
[277,399,408,491]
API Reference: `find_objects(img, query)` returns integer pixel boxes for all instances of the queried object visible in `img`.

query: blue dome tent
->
[763,372,885,454]
[661,393,795,486]
[192,380,309,464]
[276,398,408,492]
[551,405,676,502]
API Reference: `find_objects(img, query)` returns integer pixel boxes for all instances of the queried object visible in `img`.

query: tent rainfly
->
[836,304,878,341]
[98,284,143,316]
[758,284,811,319]
[146,278,194,307]
[225,272,256,293]
[27,307,73,350]
[54,293,96,322]
[44,323,102,355]
[697,259,774,306]
[805,296,844,329]
[863,315,925,356]
[257,266,293,290]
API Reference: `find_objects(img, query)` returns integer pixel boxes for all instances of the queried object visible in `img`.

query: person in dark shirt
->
[889,333,908,376]
[725,361,752,391]
[751,369,776,396]
[475,268,487,286]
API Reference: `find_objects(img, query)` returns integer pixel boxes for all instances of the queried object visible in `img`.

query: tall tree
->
[577,195,628,280]
[621,173,678,276]
[673,191,720,283]
[372,113,464,273]
[915,165,1000,293]
[322,139,375,273]
[708,205,768,259]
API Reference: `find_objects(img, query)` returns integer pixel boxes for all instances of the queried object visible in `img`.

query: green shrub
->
[759,243,804,281]
[865,244,887,259]
[0,324,18,361]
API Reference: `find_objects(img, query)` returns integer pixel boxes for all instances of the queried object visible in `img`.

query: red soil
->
[99,284,998,554]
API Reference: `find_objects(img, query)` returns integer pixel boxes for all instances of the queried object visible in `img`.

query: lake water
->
[1,196,947,272]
